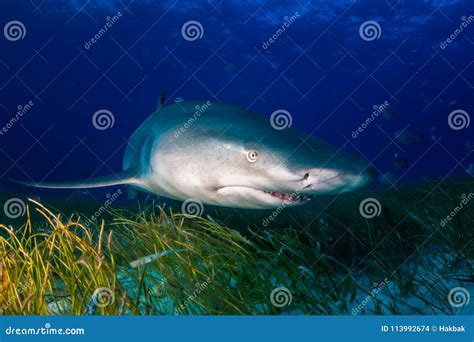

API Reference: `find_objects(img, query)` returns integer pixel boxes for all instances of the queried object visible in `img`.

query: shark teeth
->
[264,191,311,203]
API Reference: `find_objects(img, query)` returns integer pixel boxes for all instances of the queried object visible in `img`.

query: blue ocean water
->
[0,0,472,194]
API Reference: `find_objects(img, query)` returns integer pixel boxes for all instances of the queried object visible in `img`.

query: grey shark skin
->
[18,100,375,209]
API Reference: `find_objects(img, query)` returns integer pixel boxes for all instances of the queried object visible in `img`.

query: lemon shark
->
[16,96,375,209]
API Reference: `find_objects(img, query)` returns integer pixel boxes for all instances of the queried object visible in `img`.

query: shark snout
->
[297,165,375,194]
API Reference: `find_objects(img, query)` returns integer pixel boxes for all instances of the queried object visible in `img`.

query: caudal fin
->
[11,169,139,189]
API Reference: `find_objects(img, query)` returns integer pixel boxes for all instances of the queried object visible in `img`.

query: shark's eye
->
[246,150,259,163]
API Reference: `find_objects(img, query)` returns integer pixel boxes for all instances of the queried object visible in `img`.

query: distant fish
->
[318,217,329,231]
[379,172,397,185]
[82,171,93,178]
[174,97,184,103]
[127,187,140,200]
[394,128,424,144]
[467,163,474,177]
[393,153,409,169]
[224,63,237,74]
[129,249,185,268]
[77,190,91,197]
[429,126,438,142]
[375,103,397,121]
[448,100,457,106]
[465,140,474,152]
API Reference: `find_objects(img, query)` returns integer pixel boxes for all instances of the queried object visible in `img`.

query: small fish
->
[224,63,237,74]
[82,171,93,178]
[467,163,474,177]
[127,188,139,200]
[127,187,149,201]
[379,172,397,185]
[318,217,329,231]
[129,249,185,268]
[393,153,409,169]
[174,97,184,103]
[376,103,397,121]
[77,190,91,197]
[448,100,457,106]
[429,126,438,142]
[394,128,424,144]
[465,140,474,152]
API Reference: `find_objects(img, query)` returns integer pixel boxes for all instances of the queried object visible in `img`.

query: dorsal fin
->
[156,91,166,111]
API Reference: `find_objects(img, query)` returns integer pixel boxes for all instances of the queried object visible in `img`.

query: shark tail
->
[11,169,139,189]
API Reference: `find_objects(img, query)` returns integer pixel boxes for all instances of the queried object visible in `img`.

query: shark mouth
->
[262,190,311,203]
[217,186,312,205]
